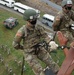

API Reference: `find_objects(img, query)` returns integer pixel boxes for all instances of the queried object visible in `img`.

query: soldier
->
[8,68,13,75]
[12,9,59,75]
[53,0,74,48]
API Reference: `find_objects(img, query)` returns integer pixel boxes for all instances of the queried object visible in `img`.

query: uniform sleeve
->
[52,14,61,31]
[12,26,24,49]
[71,10,74,21]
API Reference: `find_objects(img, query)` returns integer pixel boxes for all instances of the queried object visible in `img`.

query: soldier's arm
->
[53,15,61,31]
[71,10,74,21]
[12,26,24,50]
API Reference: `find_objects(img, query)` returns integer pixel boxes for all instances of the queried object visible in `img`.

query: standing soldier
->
[53,0,74,48]
[12,9,59,75]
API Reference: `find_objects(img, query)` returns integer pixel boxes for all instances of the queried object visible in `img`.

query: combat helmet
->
[23,9,38,21]
[61,0,73,7]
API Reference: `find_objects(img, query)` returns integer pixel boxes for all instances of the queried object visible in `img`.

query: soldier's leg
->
[37,47,59,73]
[25,53,45,75]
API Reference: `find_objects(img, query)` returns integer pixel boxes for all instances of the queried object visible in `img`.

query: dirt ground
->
[21,0,74,15]
[21,0,58,16]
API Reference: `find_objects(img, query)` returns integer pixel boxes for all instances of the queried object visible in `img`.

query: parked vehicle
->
[14,2,40,17]
[0,0,15,7]
[3,17,19,29]
[41,14,54,28]
[0,1,40,17]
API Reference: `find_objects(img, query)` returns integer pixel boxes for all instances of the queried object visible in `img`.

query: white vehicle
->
[0,0,15,7]
[14,2,40,17]
[42,14,54,28]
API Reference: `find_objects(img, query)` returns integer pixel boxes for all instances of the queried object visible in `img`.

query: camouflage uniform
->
[13,24,59,75]
[71,27,74,37]
[53,10,74,43]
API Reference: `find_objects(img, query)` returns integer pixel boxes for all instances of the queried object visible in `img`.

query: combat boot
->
[43,67,56,75]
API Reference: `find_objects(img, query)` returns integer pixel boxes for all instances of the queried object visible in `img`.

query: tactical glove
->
[49,41,58,51]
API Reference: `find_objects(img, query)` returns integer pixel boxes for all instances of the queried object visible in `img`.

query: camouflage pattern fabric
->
[25,47,59,75]
[13,24,51,52]
[13,24,59,75]
[53,10,74,43]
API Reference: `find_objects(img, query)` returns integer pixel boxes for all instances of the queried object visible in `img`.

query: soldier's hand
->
[49,41,58,51]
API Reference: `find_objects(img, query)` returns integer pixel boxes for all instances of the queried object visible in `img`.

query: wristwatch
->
[61,46,66,49]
